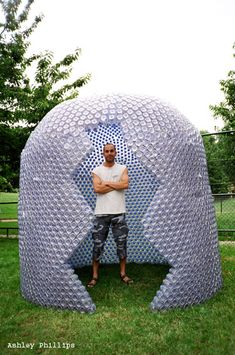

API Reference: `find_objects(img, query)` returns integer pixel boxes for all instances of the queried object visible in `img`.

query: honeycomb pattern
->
[18,94,222,313]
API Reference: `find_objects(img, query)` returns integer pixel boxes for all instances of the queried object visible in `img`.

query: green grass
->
[0,222,18,236]
[0,193,18,234]
[215,198,235,230]
[0,193,18,203]
[0,239,235,355]
[214,196,235,211]
[0,192,18,220]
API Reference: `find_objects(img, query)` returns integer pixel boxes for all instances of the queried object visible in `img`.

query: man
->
[87,143,133,287]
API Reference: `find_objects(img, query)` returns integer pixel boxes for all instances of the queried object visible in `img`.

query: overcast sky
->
[24,0,235,130]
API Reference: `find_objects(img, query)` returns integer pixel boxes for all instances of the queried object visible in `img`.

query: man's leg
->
[88,259,100,287]
[119,257,133,284]
[120,256,127,276]
[87,216,110,287]
[111,214,133,284]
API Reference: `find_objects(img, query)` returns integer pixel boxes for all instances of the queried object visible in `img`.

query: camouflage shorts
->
[92,214,128,261]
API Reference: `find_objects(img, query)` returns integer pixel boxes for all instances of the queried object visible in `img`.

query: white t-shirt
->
[92,163,127,215]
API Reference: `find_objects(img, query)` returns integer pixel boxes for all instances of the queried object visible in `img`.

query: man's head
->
[103,143,116,163]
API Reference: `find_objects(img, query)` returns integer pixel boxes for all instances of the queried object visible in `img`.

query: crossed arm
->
[92,168,129,194]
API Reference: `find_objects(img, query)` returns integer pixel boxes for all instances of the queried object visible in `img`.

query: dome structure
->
[18,94,222,312]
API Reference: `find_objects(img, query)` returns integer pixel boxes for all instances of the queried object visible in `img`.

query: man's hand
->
[92,173,115,194]
[105,168,129,191]
[92,168,129,194]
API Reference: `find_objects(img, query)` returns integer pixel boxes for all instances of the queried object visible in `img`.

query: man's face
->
[103,144,116,163]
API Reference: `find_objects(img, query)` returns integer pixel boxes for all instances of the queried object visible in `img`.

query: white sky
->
[12,0,235,131]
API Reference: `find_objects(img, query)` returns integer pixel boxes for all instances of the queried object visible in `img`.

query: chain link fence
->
[1,130,234,237]
[202,130,235,235]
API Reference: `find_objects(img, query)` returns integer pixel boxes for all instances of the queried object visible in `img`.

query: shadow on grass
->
[76,263,170,311]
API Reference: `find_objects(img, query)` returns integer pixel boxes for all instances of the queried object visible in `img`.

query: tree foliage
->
[206,43,235,193]
[201,131,233,193]
[210,43,235,130]
[0,0,91,190]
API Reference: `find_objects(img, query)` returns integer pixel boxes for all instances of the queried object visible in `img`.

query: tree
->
[210,43,235,131]
[0,124,29,191]
[216,132,235,192]
[0,0,91,190]
[209,43,235,192]
[201,131,231,193]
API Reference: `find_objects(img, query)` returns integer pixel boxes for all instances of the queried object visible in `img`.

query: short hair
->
[103,143,116,151]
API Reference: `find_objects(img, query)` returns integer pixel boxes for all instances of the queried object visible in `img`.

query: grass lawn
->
[0,239,234,355]
[0,193,18,220]
[0,193,18,203]
[0,193,18,235]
